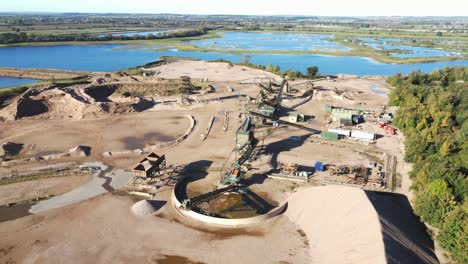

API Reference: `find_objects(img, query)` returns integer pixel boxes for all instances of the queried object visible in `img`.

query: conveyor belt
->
[190,185,239,207]
[277,119,321,134]
[248,111,320,134]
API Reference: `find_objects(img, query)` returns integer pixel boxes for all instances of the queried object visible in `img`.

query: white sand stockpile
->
[285,186,386,264]
[151,60,281,82]
[131,200,165,217]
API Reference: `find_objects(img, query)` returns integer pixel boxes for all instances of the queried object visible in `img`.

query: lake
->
[192,32,351,52]
[0,77,37,89]
[356,37,462,58]
[0,44,467,76]
[98,29,174,37]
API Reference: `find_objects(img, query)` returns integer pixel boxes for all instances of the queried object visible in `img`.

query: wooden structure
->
[133,152,167,179]
[277,161,299,175]
[178,76,192,92]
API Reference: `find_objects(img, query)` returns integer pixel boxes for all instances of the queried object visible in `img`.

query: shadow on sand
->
[264,133,311,168]
[174,160,213,200]
[365,191,439,264]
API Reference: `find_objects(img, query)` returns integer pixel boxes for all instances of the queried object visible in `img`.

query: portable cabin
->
[351,130,376,140]
[315,162,326,172]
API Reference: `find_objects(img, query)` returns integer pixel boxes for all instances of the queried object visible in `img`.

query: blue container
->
[315,162,325,172]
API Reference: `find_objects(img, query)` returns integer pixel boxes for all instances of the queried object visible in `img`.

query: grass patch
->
[0,169,86,186]
[0,84,36,109]
[0,31,222,48]
[49,75,91,85]
[0,85,29,98]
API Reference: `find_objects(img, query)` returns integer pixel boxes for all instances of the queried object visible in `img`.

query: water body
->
[0,44,467,76]
[0,203,34,222]
[192,32,351,52]
[98,29,174,37]
[356,37,462,58]
[0,77,37,89]
[122,132,175,149]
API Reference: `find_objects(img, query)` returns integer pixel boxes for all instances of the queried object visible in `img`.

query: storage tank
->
[320,132,339,140]
[328,128,351,137]
[351,130,376,140]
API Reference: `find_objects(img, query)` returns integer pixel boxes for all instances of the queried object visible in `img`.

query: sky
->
[1,0,466,16]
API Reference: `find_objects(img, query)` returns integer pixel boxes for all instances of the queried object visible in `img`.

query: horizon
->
[1,11,467,18]
[1,0,466,17]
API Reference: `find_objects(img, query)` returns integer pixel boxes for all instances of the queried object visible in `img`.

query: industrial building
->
[133,152,167,178]
[178,76,192,93]
[321,131,339,140]
[351,130,376,140]
[328,128,351,137]
[288,112,305,123]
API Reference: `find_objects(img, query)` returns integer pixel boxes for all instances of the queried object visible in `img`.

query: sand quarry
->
[0,61,440,263]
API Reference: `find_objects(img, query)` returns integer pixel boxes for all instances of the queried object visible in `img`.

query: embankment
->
[0,67,89,80]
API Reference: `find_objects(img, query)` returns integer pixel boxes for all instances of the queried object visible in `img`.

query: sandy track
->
[29,163,131,213]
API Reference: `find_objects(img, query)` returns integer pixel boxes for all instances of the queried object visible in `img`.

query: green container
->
[320,132,339,140]
[324,104,333,113]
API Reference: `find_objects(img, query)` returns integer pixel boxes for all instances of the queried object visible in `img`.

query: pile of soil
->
[0,84,134,121]
[285,186,386,264]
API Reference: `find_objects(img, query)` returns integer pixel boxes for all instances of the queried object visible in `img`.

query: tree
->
[266,64,274,72]
[306,66,319,78]
[414,179,456,227]
[273,65,280,73]
[438,203,468,264]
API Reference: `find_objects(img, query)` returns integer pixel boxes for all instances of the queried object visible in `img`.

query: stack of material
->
[285,186,386,264]
[278,161,299,175]
[131,199,165,217]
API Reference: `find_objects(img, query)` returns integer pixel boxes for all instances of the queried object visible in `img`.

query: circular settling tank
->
[172,176,287,226]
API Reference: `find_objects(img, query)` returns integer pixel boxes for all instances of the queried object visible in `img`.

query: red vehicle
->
[385,126,395,136]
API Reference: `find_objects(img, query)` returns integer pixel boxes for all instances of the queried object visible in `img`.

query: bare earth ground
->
[0,192,309,264]
[149,60,281,82]
[0,61,440,263]
[0,174,92,205]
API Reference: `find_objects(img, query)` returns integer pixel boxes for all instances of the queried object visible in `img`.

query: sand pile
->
[131,200,166,217]
[285,186,386,264]
[150,60,281,82]
[313,89,358,103]
[0,85,134,120]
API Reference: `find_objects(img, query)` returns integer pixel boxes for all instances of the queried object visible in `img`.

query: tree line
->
[212,55,321,80]
[0,28,209,44]
[388,67,467,264]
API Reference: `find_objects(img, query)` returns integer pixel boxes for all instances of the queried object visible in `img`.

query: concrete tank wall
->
[171,178,287,227]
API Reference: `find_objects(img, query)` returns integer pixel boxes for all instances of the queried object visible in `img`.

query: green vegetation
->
[388,67,468,263]
[210,56,322,79]
[0,28,211,45]
[0,14,466,64]
[0,85,29,99]
[0,85,32,109]
[132,31,465,64]
[0,75,92,109]
[0,170,86,186]
[49,75,91,85]
[117,68,145,76]
[0,28,465,64]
